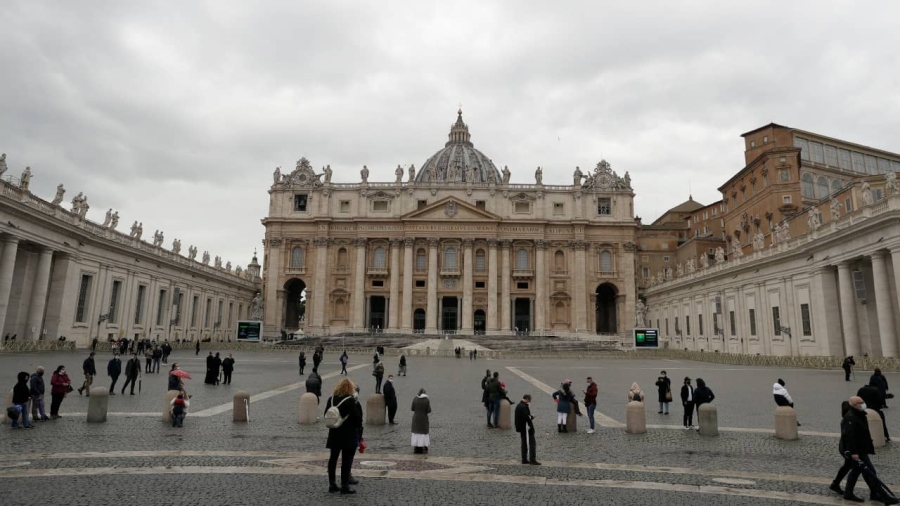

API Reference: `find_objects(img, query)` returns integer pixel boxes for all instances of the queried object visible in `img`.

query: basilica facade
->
[261,111,638,339]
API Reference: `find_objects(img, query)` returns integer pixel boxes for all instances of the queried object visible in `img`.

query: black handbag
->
[66,385,74,393]
[6,406,18,420]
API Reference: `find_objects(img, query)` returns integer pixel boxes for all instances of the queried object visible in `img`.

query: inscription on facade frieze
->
[547,227,570,235]
[498,225,542,234]
[328,224,357,232]
[405,224,496,232]
[357,224,405,232]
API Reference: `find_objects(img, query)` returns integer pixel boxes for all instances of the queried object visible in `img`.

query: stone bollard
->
[867,409,886,448]
[233,391,250,423]
[161,390,179,424]
[497,399,512,429]
[698,403,719,437]
[297,392,319,424]
[625,401,647,434]
[774,406,798,440]
[366,394,386,426]
[566,403,577,433]
[86,387,109,423]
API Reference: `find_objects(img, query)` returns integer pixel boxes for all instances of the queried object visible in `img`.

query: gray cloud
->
[2,0,899,265]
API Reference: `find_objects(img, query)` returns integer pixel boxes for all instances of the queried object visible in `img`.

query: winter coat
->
[842,357,855,370]
[125,358,140,378]
[515,401,534,433]
[29,373,45,396]
[584,382,598,405]
[411,395,431,434]
[840,407,874,457]
[13,379,31,405]
[553,388,575,414]
[382,380,397,407]
[108,358,122,377]
[399,355,406,366]
[298,353,306,367]
[82,357,97,376]
[772,383,793,406]
[325,394,362,450]
[858,385,885,411]
[869,373,889,397]
[693,386,715,406]
[168,373,180,391]
[655,376,672,403]
[680,384,693,404]
[50,372,70,395]
[305,373,322,397]
[628,382,644,403]
[486,378,503,400]
[222,358,234,373]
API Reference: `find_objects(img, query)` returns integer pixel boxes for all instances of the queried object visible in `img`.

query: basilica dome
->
[415,110,502,184]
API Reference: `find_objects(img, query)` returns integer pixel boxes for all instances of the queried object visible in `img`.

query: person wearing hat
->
[680,377,694,429]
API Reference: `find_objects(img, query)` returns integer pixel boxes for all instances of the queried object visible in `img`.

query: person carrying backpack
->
[324,379,362,495]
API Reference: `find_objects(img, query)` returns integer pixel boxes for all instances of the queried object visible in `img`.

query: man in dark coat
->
[843,356,856,381]
[78,352,97,397]
[837,396,897,503]
[122,353,141,395]
[313,351,322,371]
[211,352,222,385]
[151,346,162,373]
[515,394,540,465]
[305,371,322,402]
[858,384,890,443]
[869,369,890,407]
[195,340,200,355]
[30,367,49,421]
[161,342,172,364]
[221,354,235,385]
[383,374,398,424]
[298,352,307,375]
[107,354,122,394]
[204,352,216,384]
[692,378,714,431]
[486,372,503,428]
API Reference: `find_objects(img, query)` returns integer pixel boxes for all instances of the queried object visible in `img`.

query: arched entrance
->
[284,278,306,329]
[473,309,486,333]
[595,283,617,334]
[413,308,426,332]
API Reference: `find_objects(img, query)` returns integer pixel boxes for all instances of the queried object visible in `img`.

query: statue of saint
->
[323,165,332,183]
[502,166,511,184]
[109,211,119,229]
[0,153,7,177]
[861,181,874,205]
[807,209,821,232]
[51,184,65,205]
[188,245,198,260]
[573,166,583,187]
[408,164,415,183]
[753,231,765,251]
[394,165,403,183]
[20,166,32,191]
[714,246,726,264]
[830,198,843,221]
[202,251,210,265]
[886,171,898,195]
[225,261,232,271]
[360,165,369,183]
[624,171,632,189]
[172,239,181,255]
[699,254,709,269]
[102,209,113,227]
[466,165,476,184]
[535,167,543,185]
[250,293,264,320]
[273,167,281,185]
[135,222,143,240]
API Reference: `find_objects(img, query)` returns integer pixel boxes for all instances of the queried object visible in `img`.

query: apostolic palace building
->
[261,110,638,339]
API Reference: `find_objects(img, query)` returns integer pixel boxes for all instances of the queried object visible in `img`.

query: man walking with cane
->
[515,394,540,465]
[835,395,898,504]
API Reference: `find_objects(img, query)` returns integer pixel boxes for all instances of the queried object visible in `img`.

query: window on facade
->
[686,316,691,336]
[600,250,613,273]
[415,280,425,288]
[824,145,838,167]
[373,200,389,212]
[763,136,768,144]
[794,137,810,160]
[801,303,812,336]
[108,280,122,324]
[514,202,530,213]
[204,298,211,327]
[801,173,815,198]
[134,285,146,325]
[291,247,304,268]
[832,180,843,194]
[555,250,566,271]
[238,304,243,320]
[417,200,427,209]
[851,151,866,173]
[783,195,792,204]
[157,290,168,326]
[729,310,736,336]
[838,149,852,170]
[713,313,719,335]
[337,248,348,268]
[865,155,878,175]
[191,296,199,327]
[516,282,529,290]
[597,198,611,215]
[698,314,704,335]
[772,307,781,335]
[878,157,893,174]
[475,281,485,289]
[294,195,308,212]
[339,201,350,213]
[475,200,485,210]
[817,176,830,199]
[674,316,679,334]
[373,247,387,269]
[873,188,885,202]
[845,197,853,213]
[475,249,486,271]
[372,280,383,287]
[779,170,791,181]
[750,140,756,148]
[663,256,670,263]
[444,247,458,270]
[809,142,825,164]
[75,274,92,323]
[217,300,223,324]
[642,267,649,278]
[416,249,427,270]
[516,249,528,270]
[553,202,564,215]
[665,318,669,334]
[173,291,182,325]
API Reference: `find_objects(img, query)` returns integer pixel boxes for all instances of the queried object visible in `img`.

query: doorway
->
[441,297,458,331]
[514,298,531,332]
[413,308,426,331]
[284,278,307,329]
[368,296,386,330]
[474,309,486,333]
[595,283,618,334]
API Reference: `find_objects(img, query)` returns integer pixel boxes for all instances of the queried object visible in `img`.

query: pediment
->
[401,196,501,222]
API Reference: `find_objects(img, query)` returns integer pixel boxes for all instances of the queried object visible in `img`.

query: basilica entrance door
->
[368,296,386,331]
[514,298,531,333]
[473,309,486,333]
[441,297,458,332]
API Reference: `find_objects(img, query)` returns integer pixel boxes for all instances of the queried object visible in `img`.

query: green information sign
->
[633,328,659,348]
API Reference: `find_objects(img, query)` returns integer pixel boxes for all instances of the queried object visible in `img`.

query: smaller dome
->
[415,110,502,184]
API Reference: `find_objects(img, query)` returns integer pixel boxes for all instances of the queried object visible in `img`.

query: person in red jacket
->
[49,365,71,419]
[583,377,599,434]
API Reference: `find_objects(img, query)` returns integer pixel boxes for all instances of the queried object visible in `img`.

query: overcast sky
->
[2,1,899,269]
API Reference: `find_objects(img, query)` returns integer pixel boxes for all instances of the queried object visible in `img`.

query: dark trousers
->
[145,359,152,373]
[844,454,877,497]
[328,446,357,487]
[341,364,347,375]
[387,403,397,423]
[223,371,232,385]
[122,376,137,394]
[833,457,854,485]
[299,365,305,375]
[876,409,890,440]
[844,368,851,381]
[50,392,64,417]
[683,401,694,427]
[375,375,383,394]
[152,359,160,373]
[519,428,536,462]
[109,375,119,392]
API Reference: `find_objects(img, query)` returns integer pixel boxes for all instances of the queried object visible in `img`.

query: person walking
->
[11,371,34,429]
[773,378,802,427]
[49,365,71,418]
[681,377,695,429]
[486,371,503,429]
[221,354,235,385]
[411,388,431,454]
[29,367,49,422]
[655,370,672,415]
[161,341,172,364]
[151,346,162,374]
[692,378,715,431]
[473,349,478,360]
[122,353,141,395]
[628,382,644,403]
[195,340,200,356]
[91,337,98,352]
[583,377,598,434]
[836,396,898,504]
[325,378,363,494]
[78,352,97,397]
[858,383,891,444]
[298,351,307,375]
[843,356,856,382]
[373,360,385,394]
[340,351,349,375]
[552,380,577,433]
[107,353,122,395]
[870,368,890,408]
[515,394,540,465]
[383,374,398,424]
[313,350,322,371]
[398,354,407,376]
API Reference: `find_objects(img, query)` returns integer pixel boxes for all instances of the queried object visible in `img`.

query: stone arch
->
[283,278,307,329]
[595,282,618,334]
[554,250,565,271]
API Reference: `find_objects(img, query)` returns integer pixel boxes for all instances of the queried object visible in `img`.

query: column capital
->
[870,250,889,262]
[462,238,474,249]
[404,237,416,248]
[0,235,20,245]
[353,237,367,248]
[427,237,440,247]
[499,239,512,249]
[313,237,332,247]
[487,238,498,248]
[534,239,546,250]
[390,237,404,248]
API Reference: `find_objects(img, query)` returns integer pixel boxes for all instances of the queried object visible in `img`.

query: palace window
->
[642,267,649,278]
[801,303,812,336]
[417,200,427,210]
[372,200,389,212]
[555,250,566,271]
[817,176,829,199]
[600,250,613,273]
[339,201,350,213]
[832,180,843,194]
[597,198,611,215]
[553,202,564,215]
[156,290,168,326]
[294,194,308,212]
[516,249,528,270]
[291,247,304,268]
[416,249,427,270]
[475,200,486,210]
[415,280,426,288]
[514,202,530,213]
[475,249,486,271]
[337,247,348,268]
[475,281,485,289]
[749,309,757,336]
[444,247,458,270]
[372,280,383,287]
[698,314,704,335]
[75,274,93,323]
[729,311,736,336]
[134,285,146,326]
[801,173,815,198]
[108,280,122,324]
[373,247,387,269]
[772,307,781,335]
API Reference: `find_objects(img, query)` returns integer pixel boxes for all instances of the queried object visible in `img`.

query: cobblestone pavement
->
[1,350,898,505]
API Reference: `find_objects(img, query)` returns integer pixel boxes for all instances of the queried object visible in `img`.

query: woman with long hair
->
[411,388,431,454]
[325,378,362,494]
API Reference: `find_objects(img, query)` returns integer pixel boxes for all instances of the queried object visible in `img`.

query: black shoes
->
[829,482,843,495]
[348,476,359,485]
[843,494,864,503]
[340,487,356,495]
[328,484,340,493]
[77,388,83,396]
[529,461,542,465]
[522,461,530,465]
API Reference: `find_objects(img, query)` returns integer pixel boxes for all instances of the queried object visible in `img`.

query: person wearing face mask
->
[30,367,49,421]
[681,377,695,429]
[835,396,898,504]
[49,365,71,419]
[655,370,672,415]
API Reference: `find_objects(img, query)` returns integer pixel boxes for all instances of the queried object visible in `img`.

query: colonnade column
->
[0,235,20,336]
[573,240,588,332]
[461,239,474,333]
[425,238,439,333]
[400,238,414,332]
[486,239,498,332]
[264,239,282,335]
[836,262,860,356]
[352,238,367,331]
[500,240,511,331]
[534,240,546,333]
[313,238,331,330]
[388,238,402,331]
[871,252,897,357]
[25,247,54,340]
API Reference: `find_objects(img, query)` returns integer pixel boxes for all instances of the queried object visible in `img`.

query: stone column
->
[25,247,54,340]
[871,252,897,358]
[400,238,414,332]
[461,238,474,333]
[425,238,439,333]
[534,240,546,333]
[487,239,498,332]
[388,238,402,331]
[0,236,19,336]
[263,238,282,337]
[500,240,511,331]
[352,238,367,331]
[573,240,588,331]
[836,262,860,356]
[890,249,900,354]
[312,237,331,330]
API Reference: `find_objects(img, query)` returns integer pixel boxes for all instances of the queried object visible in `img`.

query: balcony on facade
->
[367,267,389,277]
[439,268,461,277]
[511,269,534,279]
